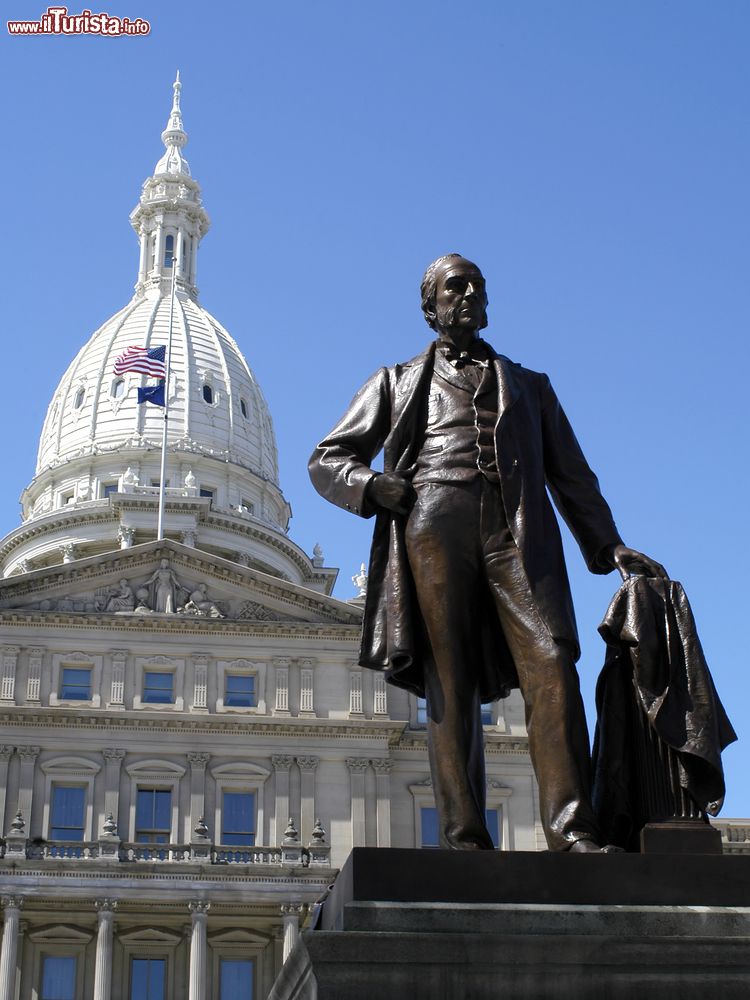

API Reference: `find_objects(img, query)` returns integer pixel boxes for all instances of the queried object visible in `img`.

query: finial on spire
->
[155,71,191,176]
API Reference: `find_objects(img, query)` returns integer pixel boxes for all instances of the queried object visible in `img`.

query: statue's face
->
[434,260,487,335]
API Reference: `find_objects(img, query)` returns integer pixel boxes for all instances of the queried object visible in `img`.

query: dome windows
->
[164,234,174,268]
[73,386,85,410]
[202,383,214,405]
[240,398,249,419]
[111,378,125,399]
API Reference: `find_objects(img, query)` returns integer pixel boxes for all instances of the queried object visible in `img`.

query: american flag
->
[113,345,166,378]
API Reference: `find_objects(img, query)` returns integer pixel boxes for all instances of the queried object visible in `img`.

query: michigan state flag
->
[137,382,165,407]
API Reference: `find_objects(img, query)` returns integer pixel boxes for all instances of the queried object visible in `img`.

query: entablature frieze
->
[0,707,408,742]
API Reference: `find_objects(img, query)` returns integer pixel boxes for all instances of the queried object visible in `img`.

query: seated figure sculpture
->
[309,253,667,853]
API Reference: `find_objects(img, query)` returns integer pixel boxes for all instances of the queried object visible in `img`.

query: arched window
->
[164,234,174,268]
[202,384,214,405]
[111,378,125,399]
[240,398,248,419]
[73,387,85,409]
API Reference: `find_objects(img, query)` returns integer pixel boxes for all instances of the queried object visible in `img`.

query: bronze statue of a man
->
[309,253,666,853]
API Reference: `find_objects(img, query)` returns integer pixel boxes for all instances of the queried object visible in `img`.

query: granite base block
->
[269,849,750,1000]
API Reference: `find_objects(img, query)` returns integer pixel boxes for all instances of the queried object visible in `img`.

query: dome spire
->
[154,70,191,177]
[131,73,210,297]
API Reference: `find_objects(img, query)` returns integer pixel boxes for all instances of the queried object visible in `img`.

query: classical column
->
[102,749,126,824]
[16,746,40,825]
[117,525,135,550]
[137,226,148,283]
[60,543,77,564]
[372,758,393,847]
[346,758,369,847]
[188,901,210,1000]
[93,899,117,1000]
[0,647,19,704]
[0,748,13,837]
[0,896,22,1000]
[281,904,305,962]
[26,647,43,703]
[272,755,293,846]
[153,223,165,277]
[187,753,210,841]
[297,756,319,845]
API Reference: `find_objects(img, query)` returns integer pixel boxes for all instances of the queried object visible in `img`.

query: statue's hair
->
[420,253,487,330]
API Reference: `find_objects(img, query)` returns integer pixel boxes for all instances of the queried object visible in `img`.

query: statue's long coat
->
[309,342,622,701]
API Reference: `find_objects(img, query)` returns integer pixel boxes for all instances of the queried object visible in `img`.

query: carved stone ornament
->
[236,600,284,622]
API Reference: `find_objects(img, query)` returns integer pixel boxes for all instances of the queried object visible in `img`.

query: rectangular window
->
[41,955,76,1000]
[60,490,75,507]
[60,667,91,700]
[102,482,118,498]
[221,791,256,846]
[50,785,86,841]
[135,789,171,843]
[486,808,501,849]
[130,957,166,1000]
[143,671,174,704]
[481,703,493,725]
[416,697,427,725]
[199,487,215,499]
[225,674,256,708]
[239,499,254,514]
[421,806,500,849]
[420,806,439,848]
[220,958,253,1000]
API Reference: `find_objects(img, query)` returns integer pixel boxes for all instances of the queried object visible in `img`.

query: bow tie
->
[440,345,488,369]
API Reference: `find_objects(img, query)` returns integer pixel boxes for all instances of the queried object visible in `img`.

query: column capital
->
[16,746,40,760]
[296,755,319,771]
[95,899,118,915]
[346,757,369,773]
[0,746,13,760]
[371,758,394,774]
[188,900,210,918]
[103,748,126,761]
[1,646,20,656]
[0,896,23,911]
[187,752,211,769]
[272,754,293,771]
[280,903,307,917]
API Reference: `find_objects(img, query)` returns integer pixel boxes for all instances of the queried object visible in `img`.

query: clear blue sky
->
[3,1,749,816]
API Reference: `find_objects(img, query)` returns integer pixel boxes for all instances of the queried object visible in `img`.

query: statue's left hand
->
[611,543,668,582]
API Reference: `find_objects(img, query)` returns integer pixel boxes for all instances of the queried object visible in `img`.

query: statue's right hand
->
[367,473,416,516]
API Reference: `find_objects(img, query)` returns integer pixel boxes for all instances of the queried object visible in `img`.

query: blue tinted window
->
[420,806,439,848]
[199,488,214,499]
[485,808,501,849]
[130,957,165,1000]
[135,789,171,842]
[481,703,493,725]
[222,791,256,846]
[163,234,174,268]
[220,958,253,999]
[202,384,213,404]
[103,483,118,497]
[50,785,85,840]
[41,955,76,1000]
[143,671,173,704]
[416,697,427,725]
[225,674,256,708]
[60,667,91,700]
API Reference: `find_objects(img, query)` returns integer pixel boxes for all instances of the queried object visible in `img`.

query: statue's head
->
[420,253,488,334]
[160,558,169,568]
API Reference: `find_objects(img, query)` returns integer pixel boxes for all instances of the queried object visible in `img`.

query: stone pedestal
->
[269,848,750,1000]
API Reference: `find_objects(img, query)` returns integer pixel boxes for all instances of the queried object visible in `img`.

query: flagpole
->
[156,253,178,540]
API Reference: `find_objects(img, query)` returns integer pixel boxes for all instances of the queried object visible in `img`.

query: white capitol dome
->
[2,76,335,594]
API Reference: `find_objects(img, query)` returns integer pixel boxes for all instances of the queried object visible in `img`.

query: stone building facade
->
[0,77,539,1000]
